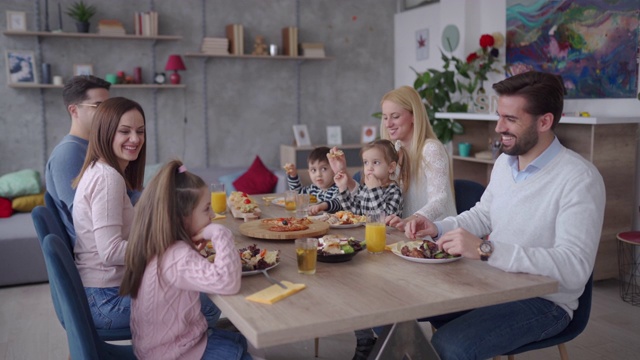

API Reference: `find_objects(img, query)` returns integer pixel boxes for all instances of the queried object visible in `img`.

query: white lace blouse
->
[402,139,457,220]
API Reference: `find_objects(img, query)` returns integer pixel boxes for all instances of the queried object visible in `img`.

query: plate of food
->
[311,211,366,228]
[391,240,461,264]
[227,191,261,219]
[203,243,281,275]
[316,234,365,263]
[271,197,286,207]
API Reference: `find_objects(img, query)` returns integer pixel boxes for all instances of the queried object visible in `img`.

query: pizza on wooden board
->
[261,217,312,232]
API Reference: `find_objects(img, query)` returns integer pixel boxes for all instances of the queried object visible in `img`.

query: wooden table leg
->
[370,321,440,360]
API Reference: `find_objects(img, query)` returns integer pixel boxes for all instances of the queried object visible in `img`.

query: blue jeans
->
[201,327,253,360]
[86,288,220,330]
[426,297,571,360]
[200,292,222,328]
[85,287,131,330]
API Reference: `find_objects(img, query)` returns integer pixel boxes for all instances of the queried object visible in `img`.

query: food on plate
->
[203,243,280,271]
[400,240,459,259]
[228,191,260,214]
[317,234,363,255]
[326,211,367,225]
[262,217,312,232]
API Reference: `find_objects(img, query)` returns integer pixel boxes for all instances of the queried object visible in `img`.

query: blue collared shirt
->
[507,136,562,183]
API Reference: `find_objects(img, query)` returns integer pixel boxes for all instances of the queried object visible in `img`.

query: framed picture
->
[5,50,36,84]
[292,124,311,146]
[6,11,27,31]
[361,125,378,143]
[326,126,342,146]
[73,64,93,76]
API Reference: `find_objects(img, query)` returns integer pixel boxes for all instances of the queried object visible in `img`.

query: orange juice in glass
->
[365,211,386,254]
[210,183,226,214]
[284,190,297,212]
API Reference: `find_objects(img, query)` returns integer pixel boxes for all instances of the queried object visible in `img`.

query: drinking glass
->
[210,183,226,214]
[295,238,318,274]
[294,194,310,218]
[365,211,386,254]
[284,190,297,212]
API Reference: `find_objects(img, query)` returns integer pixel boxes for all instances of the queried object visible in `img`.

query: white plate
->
[329,222,365,229]
[271,197,286,207]
[241,261,280,276]
[390,241,461,264]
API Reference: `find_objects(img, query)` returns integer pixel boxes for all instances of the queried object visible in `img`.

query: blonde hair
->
[379,86,453,191]
[120,160,206,298]
[360,139,410,193]
[72,97,146,190]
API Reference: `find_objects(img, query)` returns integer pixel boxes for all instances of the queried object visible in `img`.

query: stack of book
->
[225,24,244,55]
[134,11,158,36]
[98,20,126,36]
[300,43,325,57]
[201,37,229,55]
[282,26,299,56]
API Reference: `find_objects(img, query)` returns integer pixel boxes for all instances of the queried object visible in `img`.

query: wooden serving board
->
[239,219,330,240]
[227,199,261,220]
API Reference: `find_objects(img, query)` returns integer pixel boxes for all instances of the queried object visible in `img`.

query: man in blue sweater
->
[405,71,605,359]
[45,75,111,243]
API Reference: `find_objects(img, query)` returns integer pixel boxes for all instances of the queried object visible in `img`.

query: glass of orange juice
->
[365,211,386,254]
[295,238,318,274]
[210,183,226,214]
[284,190,297,212]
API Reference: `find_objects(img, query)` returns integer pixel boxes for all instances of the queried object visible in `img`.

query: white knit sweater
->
[437,146,605,318]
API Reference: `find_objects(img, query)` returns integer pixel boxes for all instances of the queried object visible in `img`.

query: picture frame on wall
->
[73,64,93,76]
[6,11,27,31]
[361,125,378,143]
[292,124,312,146]
[5,50,36,84]
[326,125,342,146]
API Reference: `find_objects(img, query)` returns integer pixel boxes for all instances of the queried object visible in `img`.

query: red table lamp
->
[165,54,186,84]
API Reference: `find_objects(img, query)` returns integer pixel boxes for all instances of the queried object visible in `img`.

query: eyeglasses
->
[76,102,101,108]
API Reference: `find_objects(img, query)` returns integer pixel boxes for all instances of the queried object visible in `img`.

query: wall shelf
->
[184,53,333,61]
[2,30,181,40]
[8,83,185,89]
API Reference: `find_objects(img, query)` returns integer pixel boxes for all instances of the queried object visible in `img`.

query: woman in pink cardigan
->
[120,160,252,360]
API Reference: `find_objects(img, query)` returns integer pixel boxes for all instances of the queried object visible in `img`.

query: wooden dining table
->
[208,194,559,359]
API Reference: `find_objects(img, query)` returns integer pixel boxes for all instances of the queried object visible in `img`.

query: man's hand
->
[437,228,483,260]
[404,214,438,239]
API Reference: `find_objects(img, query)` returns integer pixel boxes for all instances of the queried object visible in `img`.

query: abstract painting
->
[506,0,639,99]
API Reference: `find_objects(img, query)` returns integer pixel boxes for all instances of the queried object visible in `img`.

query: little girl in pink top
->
[120,160,252,360]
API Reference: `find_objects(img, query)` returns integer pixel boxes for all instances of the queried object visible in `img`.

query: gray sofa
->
[0,166,286,287]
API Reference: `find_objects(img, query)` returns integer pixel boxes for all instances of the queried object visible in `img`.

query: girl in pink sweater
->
[120,160,252,360]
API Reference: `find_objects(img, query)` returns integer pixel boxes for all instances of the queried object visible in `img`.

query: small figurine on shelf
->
[252,35,268,56]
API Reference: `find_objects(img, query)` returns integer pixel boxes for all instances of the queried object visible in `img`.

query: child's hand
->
[308,202,328,215]
[283,163,297,177]
[326,147,346,173]
[191,229,207,251]
[334,171,348,192]
[364,173,382,189]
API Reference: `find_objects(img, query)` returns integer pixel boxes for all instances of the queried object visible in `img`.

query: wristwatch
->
[154,72,166,84]
[478,240,493,261]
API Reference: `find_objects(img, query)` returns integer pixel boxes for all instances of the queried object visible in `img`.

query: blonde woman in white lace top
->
[381,86,457,226]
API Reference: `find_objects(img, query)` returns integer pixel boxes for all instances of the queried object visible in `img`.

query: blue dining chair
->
[31,206,132,341]
[453,179,485,214]
[40,233,136,359]
[43,192,73,247]
[499,273,594,360]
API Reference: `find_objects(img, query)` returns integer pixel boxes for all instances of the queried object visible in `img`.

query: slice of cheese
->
[246,281,306,304]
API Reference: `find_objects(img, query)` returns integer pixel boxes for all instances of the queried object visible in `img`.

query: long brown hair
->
[72,97,146,190]
[360,139,410,193]
[120,160,206,298]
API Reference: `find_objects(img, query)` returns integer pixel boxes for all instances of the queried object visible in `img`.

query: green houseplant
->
[66,1,97,33]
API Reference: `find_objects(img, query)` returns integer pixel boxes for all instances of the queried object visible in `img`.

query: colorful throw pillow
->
[0,197,13,218]
[0,169,42,198]
[12,192,45,212]
[232,156,278,195]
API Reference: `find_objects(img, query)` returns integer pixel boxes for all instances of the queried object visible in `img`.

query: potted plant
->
[66,1,97,33]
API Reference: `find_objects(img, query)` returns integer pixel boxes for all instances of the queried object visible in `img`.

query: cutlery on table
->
[261,269,286,289]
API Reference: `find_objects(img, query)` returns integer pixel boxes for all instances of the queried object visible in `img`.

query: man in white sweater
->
[405,71,605,360]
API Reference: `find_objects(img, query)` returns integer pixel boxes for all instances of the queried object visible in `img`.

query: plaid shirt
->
[287,175,342,213]
[337,183,403,216]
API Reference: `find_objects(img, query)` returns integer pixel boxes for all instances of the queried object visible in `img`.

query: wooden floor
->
[0,279,639,359]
